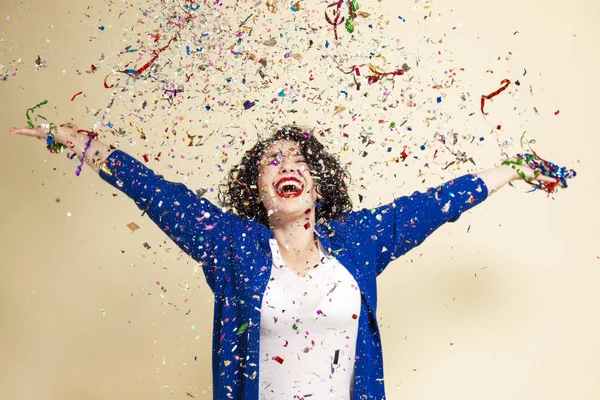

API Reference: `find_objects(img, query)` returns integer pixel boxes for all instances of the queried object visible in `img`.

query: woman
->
[8,123,557,399]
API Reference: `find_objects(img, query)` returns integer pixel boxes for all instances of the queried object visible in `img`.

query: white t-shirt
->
[259,238,361,399]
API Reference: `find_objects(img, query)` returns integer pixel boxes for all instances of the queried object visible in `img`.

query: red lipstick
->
[274,177,304,198]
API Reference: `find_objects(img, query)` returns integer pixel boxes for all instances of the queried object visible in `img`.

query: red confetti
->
[70,91,84,101]
[366,65,404,85]
[272,356,284,364]
[442,161,456,170]
[326,55,406,90]
[103,74,115,89]
[304,221,311,229]
[481,79,511,115]
[127,35,178,76]
[352,314,358,319]
[325,0,345,41]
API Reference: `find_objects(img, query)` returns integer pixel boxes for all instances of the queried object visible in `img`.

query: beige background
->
[1,0,599,399]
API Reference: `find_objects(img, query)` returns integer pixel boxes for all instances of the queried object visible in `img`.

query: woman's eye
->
[264,155,305,166]
[268,155,282,166]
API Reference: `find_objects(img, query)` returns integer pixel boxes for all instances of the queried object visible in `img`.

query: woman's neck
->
[269,213,319,270]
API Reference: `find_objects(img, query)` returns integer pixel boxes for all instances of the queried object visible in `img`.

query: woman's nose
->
[277,158,294,172]
[279,163,293,173]
[279,157,291,170]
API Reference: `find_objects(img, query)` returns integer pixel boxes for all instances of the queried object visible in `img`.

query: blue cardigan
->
[99,150,488,399]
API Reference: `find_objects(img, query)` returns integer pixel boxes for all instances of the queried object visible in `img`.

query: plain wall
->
[1,0,599,399]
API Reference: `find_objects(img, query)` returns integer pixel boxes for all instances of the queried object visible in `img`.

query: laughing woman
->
[9,123,557,399]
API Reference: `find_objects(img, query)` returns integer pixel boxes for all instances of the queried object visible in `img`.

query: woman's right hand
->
[9,123,84,150]
[9,123,114,174]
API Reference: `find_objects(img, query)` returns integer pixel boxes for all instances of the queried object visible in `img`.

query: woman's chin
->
[268,199,313,222]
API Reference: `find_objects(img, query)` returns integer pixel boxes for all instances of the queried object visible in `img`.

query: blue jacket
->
[99,150,488,399]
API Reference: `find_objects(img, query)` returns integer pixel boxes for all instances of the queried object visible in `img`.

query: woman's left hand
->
[477,159,560,198]
[503,157,559,186]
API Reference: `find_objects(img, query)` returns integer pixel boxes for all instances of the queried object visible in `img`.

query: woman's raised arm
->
[338,161,559,276]
[9,123,114,173]
[9,123,250,292]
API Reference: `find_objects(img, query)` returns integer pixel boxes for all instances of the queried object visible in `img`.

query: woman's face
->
[257,140,320,226]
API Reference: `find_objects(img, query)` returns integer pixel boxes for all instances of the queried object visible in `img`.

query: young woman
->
[9,123,557,399]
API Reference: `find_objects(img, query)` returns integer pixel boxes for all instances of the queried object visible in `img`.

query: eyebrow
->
[263,151,304,157]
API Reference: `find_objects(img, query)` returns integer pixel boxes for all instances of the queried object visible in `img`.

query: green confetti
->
[237,322,249,335]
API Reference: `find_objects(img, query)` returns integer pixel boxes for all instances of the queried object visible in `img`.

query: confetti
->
[9,2,575,398]
[272,356,284,364]
[481,79,511,115]
[237,322,249,335]
[126,222,140,232]
[502,152,576,193]
[70,91,84,101]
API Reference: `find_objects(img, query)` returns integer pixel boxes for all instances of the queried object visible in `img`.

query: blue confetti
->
[398,16,406,22]
[99,26,105,31]
[243,100,256,110]
[186,46,190,56]
[436,96,442,103]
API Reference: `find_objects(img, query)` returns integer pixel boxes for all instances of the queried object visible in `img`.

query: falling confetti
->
[126,222,140,232]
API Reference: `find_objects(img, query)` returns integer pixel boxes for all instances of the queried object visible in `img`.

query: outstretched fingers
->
[535,174,564,188]
[9,127,48,139]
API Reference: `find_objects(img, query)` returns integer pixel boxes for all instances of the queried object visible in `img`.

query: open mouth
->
[274,177,304,198]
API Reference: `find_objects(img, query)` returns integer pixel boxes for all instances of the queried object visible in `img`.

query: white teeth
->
[276,180,303,193]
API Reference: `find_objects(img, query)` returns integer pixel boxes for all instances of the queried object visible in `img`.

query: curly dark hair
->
[218,125,352,226]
